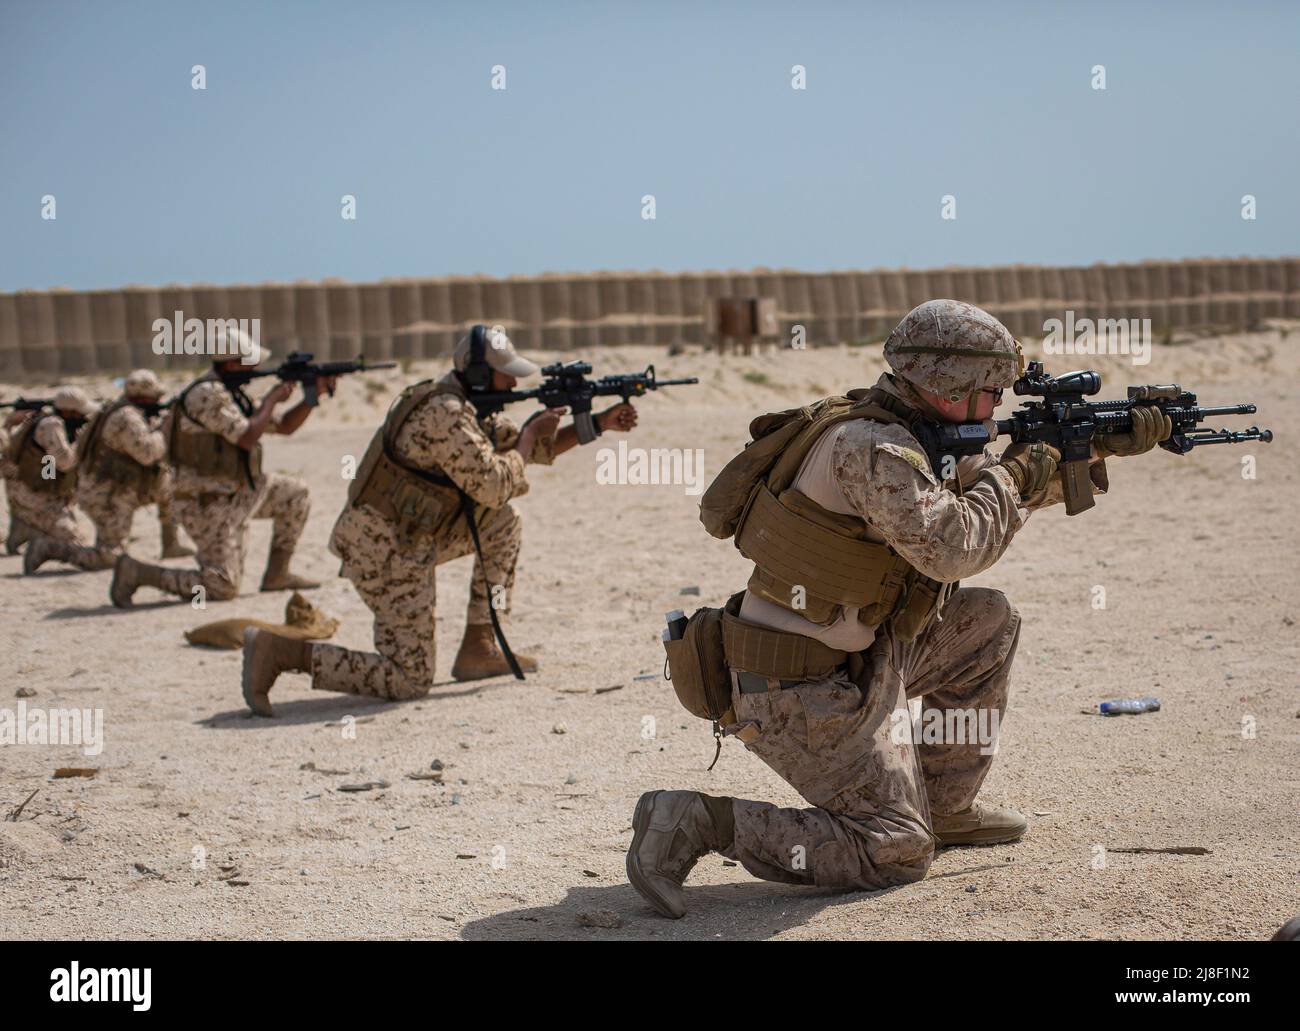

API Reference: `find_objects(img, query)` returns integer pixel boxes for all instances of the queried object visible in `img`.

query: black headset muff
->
[463,323,493,392]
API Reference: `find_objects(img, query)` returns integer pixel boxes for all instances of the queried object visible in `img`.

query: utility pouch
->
[889,577,938,641]
[663,606,731,723]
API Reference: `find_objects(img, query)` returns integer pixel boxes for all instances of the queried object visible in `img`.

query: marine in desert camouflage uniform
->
[110,330,325,608]
[0,421,28,554]
[3,386,97,548]
[239,326,639,716]
[24,369,193,575]
[627,299,1172,918]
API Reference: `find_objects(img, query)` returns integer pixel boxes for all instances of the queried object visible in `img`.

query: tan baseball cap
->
[124,368,165,398]
[453,326,539,379]
[210,324,271,366]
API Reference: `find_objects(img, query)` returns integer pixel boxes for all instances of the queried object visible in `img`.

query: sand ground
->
[1,329,1297,940]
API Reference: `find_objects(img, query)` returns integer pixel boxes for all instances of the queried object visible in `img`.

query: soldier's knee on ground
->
[817,822,933,890]
[386,673,432,702]
[886,825,936,883]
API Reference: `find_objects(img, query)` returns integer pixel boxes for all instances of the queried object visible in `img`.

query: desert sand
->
[1,329,1297,940]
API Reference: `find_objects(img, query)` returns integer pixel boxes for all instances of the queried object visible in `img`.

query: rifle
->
[219,352,398,406]
[0,397,54,413]
[467,361,700,443]
[137,399,173,420]
[916,360,1273,515]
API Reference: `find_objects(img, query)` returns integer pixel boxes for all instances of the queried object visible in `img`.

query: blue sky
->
[1,0,1296,291]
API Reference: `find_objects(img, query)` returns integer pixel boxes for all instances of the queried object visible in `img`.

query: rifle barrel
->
[1195,403,1255,417]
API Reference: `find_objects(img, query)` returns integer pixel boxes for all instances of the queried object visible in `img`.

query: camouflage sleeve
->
[0,427,12,478]
[486,411,555,466]
[35,416,78,471]
[186,381,250,445]
[831,420,1027,583]
[103,406,166,466]
[396,394,528,508]
[489,413,521,451]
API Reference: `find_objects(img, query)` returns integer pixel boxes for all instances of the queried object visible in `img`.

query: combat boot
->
[259,546,320,592]
[626,790,735,919]
[5,518,30,555]
[159,521,194,559]
[450,623,538,681]
[25,535,112,574]
[110,555,166,608]
[23,534,70,574]
[241,628,313,717]
[932,802,1028,846]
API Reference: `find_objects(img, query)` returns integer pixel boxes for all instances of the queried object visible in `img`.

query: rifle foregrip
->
[1061,459,1095,516]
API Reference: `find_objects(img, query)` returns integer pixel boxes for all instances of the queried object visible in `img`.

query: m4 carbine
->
[467,361,700,444]
[220,351,398,406]
[916,360,1273,515]
[0,397,55,413]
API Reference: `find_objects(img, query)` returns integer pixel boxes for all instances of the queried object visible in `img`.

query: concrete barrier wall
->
[2,257,1297,378]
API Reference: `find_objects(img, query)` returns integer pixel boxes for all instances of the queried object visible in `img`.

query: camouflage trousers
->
[67,473,179,568]
[166,474,310,601]
[312,503,522,700]
[722,587,1020,891]
[6,481,84,545]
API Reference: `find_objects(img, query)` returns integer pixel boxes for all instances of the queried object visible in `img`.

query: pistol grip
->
[1061,459,1095,516]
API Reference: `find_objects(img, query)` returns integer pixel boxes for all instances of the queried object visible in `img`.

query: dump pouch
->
[662,605,731,723]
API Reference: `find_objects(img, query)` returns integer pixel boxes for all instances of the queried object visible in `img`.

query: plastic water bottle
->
[1099,697,1161,716]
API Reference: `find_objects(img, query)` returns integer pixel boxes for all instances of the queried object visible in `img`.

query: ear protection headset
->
[462,324,493,391]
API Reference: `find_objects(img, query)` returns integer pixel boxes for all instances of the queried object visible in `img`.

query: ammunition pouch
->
[78,400,164,496]
[169,427,260,485]
[736,483,942,639]
[167,381,261,488]
[344,379,471,548]
[12,419,77,498]
[17,446,76,497]
[351,447,461,548]
[89,447,162,496]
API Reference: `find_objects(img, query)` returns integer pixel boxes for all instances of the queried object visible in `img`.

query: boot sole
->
[935,827,1027,847]
[451,665,539,682]
[240,629,275,718]
[626,791,685,919]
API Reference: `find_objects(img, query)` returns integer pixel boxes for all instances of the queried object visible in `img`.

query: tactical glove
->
[1094,405,1172,458]
[999,442,1061,499]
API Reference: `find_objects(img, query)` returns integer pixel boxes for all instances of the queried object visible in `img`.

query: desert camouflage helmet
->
[124,368,164,398]
[53,385,95,415]
[883,299,1022,400]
